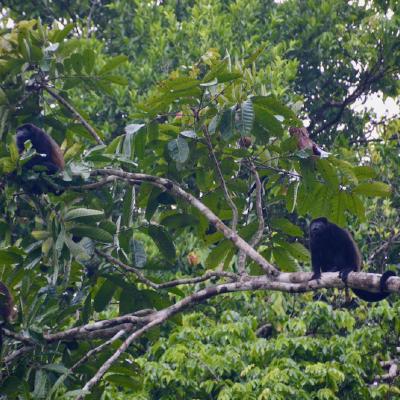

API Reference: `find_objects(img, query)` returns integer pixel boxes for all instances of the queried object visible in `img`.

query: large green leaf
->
[93,279,117,312]
[148,224,176,261]
[238,100,254,136]
[252,95,298,122]
[353,182,391,197]
[253,104,284,138]
[99,55,129,75]
[316,159,339,187]
[160,213,199,229]
[0,248,24,265]
[64,208,104,221]
[218,108,235,140]
[205,240,233,269]
[131,239,147,268]
[69,225,113,243]
[270,218,303,237]
[168,137,189,163]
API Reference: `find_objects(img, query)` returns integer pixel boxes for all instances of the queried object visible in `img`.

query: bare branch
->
[77,270,400,396]
[71,329,126,372]
[2,328,35,345]
[92,169,279,276]
[97,249,238,288]
[368,229,400,264]
[3,346,34,365]
[69,177,118,191]
[43,86,104,145]
[202,125,239,232]
[96,249,161,289]
[86,0,101,39]
[78,317,164,398]
[237,161,264,274]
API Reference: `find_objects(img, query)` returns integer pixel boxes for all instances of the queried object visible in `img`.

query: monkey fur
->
[309,217,396,302]
[16,123,65,174]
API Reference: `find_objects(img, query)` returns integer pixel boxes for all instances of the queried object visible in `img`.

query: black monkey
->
[16,123,65,174]
[309,217,396,302]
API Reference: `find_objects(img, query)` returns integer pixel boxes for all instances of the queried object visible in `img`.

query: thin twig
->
[43,86,104,145]
[3,346,34,364]
[71,329,126,372]
[97,249,238,288]
[202,125,239,232]
[237,161,265,274]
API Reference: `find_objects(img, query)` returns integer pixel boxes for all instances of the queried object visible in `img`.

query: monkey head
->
[309,217,329,238]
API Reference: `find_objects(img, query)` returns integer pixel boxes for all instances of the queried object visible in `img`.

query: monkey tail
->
[352,271,396,302]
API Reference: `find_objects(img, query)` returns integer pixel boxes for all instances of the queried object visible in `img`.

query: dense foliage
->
[0,1,399,398]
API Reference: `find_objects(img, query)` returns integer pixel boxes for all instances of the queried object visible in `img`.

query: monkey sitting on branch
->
[309,217,396,302]
[16,123,65,174]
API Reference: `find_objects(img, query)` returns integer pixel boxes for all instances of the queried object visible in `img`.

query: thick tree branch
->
[77,270,400,396]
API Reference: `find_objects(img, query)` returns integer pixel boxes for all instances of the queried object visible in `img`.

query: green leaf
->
[93,279,117,312]
[131,239,147,268]
[316,159,339,187]
[148,224,176,261]
[345,193,365,220]
[270,218,303,237]
[105,374,142,390]
[238,100,254,136]
[70,53,83,73]
[160,213,199,229]
[99,55,128,75]
[82,48,96,73]
[252,95,298,122]
[285,242,310,262]
[101,75,128,85]
[33,370,47,399]
[42,364,68,374]
[353,166,377,180]
[0,249,24,265]
[69,225,113,243]
[218,108,235,140]
[272,247,297,272]
[64,208,104,221]
[329,190,347,226]
[180,130,197,138]
[168,137,189,163]
[353,182,391,197]
[253,104,284,138]
[205,240,233,269]
[122,186,135,227]
[51,24,74,42]
[244,45,267,67]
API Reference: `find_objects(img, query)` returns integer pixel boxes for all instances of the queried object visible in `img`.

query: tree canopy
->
[0,1,399,398]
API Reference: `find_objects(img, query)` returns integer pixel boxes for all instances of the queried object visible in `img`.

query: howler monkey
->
[16,123,65,174]
[309,217,396,302]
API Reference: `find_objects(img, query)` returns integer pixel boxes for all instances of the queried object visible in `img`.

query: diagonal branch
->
[92,169,279,276]
[202,125,239,232]
[237,161,264,274]
[43,86,104,145]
